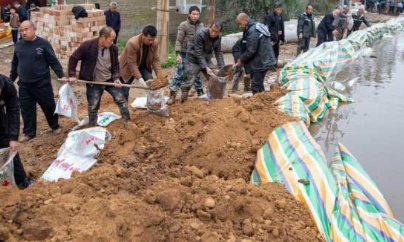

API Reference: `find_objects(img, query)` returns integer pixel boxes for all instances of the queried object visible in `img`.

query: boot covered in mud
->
[89,113,98,127]
[244,76,252,92]
[120,107,131,122]
[167,90,177,105]
[181,87,190,103]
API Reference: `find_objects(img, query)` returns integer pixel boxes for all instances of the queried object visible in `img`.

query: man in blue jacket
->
[105,2,121,44]
[13,1,27,23]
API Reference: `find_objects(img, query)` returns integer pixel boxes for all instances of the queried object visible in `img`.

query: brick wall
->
[66,0,207,42]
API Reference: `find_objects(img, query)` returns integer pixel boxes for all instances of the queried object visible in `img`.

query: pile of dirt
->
[148,70,169,90]
[0,87,325,242]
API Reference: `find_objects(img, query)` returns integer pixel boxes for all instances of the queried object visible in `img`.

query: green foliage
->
[216,0,328,34]
[162,41,177,69]
[117,39,127,53]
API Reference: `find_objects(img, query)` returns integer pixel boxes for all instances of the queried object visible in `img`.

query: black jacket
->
[0,74,20,142]
[352,14,370,31]
[187,28,225,70]
[264,12,285,43]
[105,10,121,34]
[17,5,28,22]
[1,6,11,22]
[72,6,88,20]
[297,12,316,38]
[68,38,120,81]
[317,12,336,33]
[10,37,64,84]
[235,20,276,74]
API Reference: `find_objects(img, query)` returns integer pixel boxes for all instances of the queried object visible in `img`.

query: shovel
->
[58,78,150,90]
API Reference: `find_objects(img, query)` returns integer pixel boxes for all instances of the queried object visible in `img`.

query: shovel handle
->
[58,78,150,90]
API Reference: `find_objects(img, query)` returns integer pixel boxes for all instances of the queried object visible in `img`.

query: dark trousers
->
[316,29,334,47]
[0,141,27,186]
[272,40,281,60]
[251,70,268,95]
[114,32,119,45]
[169,52,203,94]
[86,83,130,126]
[297,37,311,56]
[11,29,19,45]
[19,81,59,137]
[122,67,154,101]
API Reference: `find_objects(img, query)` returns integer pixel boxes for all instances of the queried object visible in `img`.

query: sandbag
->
[146,88,170,117]
[55,83,79,123]
[207,76,227,100]
[42,127,111,182]
[0,148,16,187]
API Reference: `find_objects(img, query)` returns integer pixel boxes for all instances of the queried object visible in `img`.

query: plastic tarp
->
[42,127,111,182]
[276,17,404,125]
[251,121,404,242]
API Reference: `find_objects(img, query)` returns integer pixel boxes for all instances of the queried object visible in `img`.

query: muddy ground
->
[0,13,393,242]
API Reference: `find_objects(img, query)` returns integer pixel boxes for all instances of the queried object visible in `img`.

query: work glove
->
[138,78,148,88]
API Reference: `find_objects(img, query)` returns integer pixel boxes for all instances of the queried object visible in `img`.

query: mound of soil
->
[0,88,324,242]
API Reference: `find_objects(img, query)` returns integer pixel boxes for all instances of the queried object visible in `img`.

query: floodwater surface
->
[310,31,404,222]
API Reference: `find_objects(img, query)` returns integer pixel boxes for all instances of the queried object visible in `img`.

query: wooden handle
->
[58,78,150,90]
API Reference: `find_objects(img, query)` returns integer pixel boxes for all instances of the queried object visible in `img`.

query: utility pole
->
[156,0,170,62]
[206,0,216,26]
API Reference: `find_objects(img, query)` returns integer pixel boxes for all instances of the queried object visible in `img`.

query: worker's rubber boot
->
[244,77,251,92]
[181,87,190,103]
[167,90,177,105]
[197,89,205,97]
[89,114,98,127]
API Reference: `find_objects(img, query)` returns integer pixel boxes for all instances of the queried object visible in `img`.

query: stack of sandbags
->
[31,4,106,69]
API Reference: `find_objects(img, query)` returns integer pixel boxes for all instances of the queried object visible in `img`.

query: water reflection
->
[309,31,404,221]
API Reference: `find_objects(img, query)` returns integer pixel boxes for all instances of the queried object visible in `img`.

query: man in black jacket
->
[10,21,64,142]
[348,8,370,36]
[316,8,340,46]
[297,4,316,56]
[235,13,276,94]
[181,22,225,102]
[104,2,121,44]
[264,2,285,61]
[68,27,130,126]
[0,73,32,189]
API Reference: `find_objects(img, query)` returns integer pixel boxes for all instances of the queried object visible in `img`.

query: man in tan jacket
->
[120,25,163,101]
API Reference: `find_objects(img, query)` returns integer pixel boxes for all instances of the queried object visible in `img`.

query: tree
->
[216,0,309,33]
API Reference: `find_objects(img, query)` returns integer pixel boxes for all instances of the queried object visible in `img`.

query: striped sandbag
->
[330,143,404,242]
[251,121,338,241]
[276,18,404,126]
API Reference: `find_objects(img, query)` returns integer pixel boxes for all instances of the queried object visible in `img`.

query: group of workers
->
[0,2,373,188]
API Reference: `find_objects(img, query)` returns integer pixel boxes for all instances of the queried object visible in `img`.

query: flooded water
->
[309,32,404,222]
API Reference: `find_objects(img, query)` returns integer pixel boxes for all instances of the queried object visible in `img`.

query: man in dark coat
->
[104,2,121,44]
[235,13,277,95]
[10,21,64,142]
[348,8,370,36]
[316,8,340,46]
[264,2,285,61]
[297,4,316,56]
[13,1,27,23]
[0,73,33,189]
[181,22,225,102]
[68,27,130,126]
